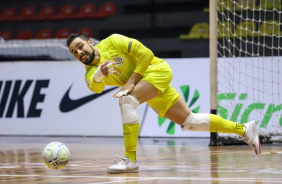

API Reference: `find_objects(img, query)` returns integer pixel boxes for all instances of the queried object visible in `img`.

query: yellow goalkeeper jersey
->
[85,34,164,93]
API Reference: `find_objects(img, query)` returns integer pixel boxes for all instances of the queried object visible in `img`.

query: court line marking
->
[20,163,100,168]
[19,163,277,169]
[11,163,282,174]
[20,163,45,165]
[87,178,154,184]
[0,165,20,168]
[15,163,273,173]
[18,162,279,169]
[0,175,282,183]
[261,151,282,155]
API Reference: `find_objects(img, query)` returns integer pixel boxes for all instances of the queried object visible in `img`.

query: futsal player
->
[66,33,261,174]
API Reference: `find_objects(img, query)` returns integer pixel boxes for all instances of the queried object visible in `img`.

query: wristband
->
[93,65,105,83]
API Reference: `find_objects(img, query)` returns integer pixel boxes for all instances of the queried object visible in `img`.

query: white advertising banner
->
[0,61,146,136]
[139,58,211,137]
[0,59,211,137]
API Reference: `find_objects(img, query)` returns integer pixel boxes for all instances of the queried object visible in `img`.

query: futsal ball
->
[42,142,70,170]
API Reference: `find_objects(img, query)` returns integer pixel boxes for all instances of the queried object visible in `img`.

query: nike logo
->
[59,85,118,112]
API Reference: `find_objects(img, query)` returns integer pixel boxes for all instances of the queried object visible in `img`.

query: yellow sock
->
[209,114,245,136]
[123,123,140,162]
[125,151,136,162]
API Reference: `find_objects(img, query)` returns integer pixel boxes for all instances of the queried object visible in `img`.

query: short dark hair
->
[66,33,90,47]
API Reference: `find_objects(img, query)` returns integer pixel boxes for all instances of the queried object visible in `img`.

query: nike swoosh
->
[59,85,118,113]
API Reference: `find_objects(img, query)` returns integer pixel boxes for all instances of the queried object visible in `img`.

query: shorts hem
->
[158,93,181,118]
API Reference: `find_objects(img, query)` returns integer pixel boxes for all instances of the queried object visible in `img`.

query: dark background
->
[0,0,210,58]
[1,0,280,59]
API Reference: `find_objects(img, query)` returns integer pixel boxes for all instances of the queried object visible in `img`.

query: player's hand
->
[113,82,135,98]
[100,59,117,76]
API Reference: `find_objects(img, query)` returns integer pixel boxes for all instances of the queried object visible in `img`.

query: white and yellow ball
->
[42,142,70,170]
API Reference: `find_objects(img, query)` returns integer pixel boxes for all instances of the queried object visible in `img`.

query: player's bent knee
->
[181,112,210,132]
[119,95,140,125]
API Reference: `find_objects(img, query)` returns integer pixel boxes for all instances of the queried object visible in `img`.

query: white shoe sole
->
[107,168,139,174]
[251,121,261,155]
[253,134,261,155]
[244,121,261,155]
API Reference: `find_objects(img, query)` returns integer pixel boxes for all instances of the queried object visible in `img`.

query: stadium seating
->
[15,6,36,21]
[35,6,56,20]
[217,22,233,39]
[55,28,72,38]
[52,5,76,20]
[0,8,17,21]
[0,3,117,23]
[259,20,280,36]
[235,21,258,38]
[258,0,281,10]
[217,0,234,11]
[235,0,256,11]
[95,3,116,18]
[77,27,93,37]
[35,29,52,39]
[75,4,96,19]
[0,31,12,40]
[15,30,32,40]
[180,22,209,40]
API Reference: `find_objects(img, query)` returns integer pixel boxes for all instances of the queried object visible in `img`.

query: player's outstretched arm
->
[109,34,154,98]
[113,72,142,98]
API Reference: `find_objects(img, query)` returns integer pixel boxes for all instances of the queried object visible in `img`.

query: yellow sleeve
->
[109,34,154,76]
[85,66,105,94]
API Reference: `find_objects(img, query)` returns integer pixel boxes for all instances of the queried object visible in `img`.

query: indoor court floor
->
[0,136,282,184]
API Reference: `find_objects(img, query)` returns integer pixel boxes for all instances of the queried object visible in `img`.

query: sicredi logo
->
[218,93,282,128]
[158,85,200,135]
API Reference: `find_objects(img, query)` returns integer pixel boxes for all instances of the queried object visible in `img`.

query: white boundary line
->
[261,151,282,155]
[87,178,154,184]
[0,175,281,183]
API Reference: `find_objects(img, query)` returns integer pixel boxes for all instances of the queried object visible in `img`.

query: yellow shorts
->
[141,61,180,118]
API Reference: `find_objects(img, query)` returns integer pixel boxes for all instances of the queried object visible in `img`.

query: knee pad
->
[119,95,140,125]
[181,112,210,132]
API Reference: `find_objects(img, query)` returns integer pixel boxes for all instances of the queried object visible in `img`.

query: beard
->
[81,44,95,65]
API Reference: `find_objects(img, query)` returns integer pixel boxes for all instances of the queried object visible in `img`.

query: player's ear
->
[88,39,93,45]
